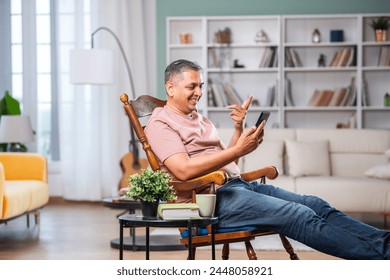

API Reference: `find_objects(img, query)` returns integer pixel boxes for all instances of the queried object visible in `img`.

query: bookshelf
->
[167,14,390,129]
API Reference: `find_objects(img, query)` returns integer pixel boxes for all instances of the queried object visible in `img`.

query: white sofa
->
[218,128,390,215]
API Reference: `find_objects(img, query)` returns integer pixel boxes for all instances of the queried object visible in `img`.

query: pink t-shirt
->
[144,105,240,202]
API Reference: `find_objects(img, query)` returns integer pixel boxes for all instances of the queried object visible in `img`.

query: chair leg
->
[222,243,230,260]
[244,241,257,260]
[279,234,299,260]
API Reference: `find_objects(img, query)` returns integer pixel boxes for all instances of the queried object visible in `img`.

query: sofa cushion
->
[2,180,49,219]
[295,176,390,213]
[364,164,390,180]
[2,185,31,219]
[385,149,390,160]
[285,140,330,177]
[267,175,296,192]
[244,140,285,174]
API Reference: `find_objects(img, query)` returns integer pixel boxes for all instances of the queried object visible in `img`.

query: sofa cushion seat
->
[295,176,390,213]
[2,180,49,219]
[265,175,296,192]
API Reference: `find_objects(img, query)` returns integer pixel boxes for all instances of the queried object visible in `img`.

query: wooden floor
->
[3,198,383,260]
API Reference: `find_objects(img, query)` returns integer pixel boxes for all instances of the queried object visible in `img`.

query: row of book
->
[285,47,356,68]
[308,77,357,107]
[285,48,303,67]
[377,46,390,66]
[329,47,356,67]
[259,47,278,68]
[208,79,244,107]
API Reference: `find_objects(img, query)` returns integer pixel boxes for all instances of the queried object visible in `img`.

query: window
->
[7,0,58,160]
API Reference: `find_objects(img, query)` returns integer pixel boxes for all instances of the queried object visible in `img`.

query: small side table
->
[119,214,218,260]
[102,198,186,251]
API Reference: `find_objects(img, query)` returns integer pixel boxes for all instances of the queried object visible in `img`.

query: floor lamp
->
[70,27,142,174]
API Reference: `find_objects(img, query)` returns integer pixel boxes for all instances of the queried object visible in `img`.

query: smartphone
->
[255,111,270,127]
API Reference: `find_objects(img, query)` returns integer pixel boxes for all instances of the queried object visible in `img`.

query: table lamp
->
[0,115,34,152]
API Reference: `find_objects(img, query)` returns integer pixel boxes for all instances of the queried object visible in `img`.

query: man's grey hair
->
[164,59,203,83]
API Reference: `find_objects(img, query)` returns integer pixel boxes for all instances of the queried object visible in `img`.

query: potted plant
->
[124,168,177,219]
[369,17,389,42]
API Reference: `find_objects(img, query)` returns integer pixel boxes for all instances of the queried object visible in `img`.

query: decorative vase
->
[140,200,159,219]
[375,29,387,42]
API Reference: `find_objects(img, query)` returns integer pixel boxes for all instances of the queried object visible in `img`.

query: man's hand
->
[234,119,265,158]
[227,96,253,131]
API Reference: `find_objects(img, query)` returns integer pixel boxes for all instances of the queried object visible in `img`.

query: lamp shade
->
[69,49,115,85]
[0,115,34,143]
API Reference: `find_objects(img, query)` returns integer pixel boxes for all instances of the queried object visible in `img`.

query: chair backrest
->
[120,94,166,171]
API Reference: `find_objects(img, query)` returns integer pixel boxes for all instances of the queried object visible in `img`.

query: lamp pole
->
[91,27,140,169]
[91,27,136,100]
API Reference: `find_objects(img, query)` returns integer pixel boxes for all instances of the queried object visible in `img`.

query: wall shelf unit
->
[167,14,390,129]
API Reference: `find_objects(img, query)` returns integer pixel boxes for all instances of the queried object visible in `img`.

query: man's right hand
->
[234,120,265,157]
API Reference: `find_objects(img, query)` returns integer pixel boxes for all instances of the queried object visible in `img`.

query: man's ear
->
[166,81,174,97]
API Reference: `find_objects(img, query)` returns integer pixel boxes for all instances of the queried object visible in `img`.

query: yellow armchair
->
[0,152,49,225]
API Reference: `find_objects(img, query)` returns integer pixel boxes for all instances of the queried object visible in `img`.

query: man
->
[145,59,390,259]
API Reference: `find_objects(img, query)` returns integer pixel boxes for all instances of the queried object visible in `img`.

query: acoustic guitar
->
[118,122,149,190]
[119,151,148,190]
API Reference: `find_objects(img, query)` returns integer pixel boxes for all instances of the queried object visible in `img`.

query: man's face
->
[166,69,204,115]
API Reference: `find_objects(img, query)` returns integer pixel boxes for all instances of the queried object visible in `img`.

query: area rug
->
[151,229,314,251]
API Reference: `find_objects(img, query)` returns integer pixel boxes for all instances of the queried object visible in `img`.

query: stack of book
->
[259,47,278,68]
[308,77,357,107]
[329,47,356,67]
[208,79,244,107]
[285,48,303,67]
[157,203,202,220]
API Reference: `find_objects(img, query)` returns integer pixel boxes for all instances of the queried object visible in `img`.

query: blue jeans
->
[215,178,390,260]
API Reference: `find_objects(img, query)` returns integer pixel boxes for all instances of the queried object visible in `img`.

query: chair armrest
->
[170,170,228,192]
[240,166,279,182]
[0,152,47,182]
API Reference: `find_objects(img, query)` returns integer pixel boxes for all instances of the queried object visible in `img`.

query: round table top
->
[101,197,141,210]
[119,214,218,228]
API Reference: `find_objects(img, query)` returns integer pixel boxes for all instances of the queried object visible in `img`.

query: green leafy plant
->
[0,90,25,152]
[369,17,390,30]
[125,168,177,202]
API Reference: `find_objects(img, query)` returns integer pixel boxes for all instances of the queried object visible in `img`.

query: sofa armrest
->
[0,163,4,216]
[0,152,47,182]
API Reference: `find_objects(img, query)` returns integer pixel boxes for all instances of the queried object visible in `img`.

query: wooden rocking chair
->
[120,93,299,260]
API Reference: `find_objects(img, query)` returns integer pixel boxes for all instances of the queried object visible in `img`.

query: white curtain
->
[59,0,155,200]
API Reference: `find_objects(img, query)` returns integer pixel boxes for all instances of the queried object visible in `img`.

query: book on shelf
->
[377,46,390,66]
[328,87,347,106]
[259,47,278,68]
[223,83,242,105]
[207,83,217,107]
[317,90,334,106]
[346,77,357,106]
[157,203,201,220]
[209,79,225,107]
[361,79,369,107]
[308,76,358,107]
[286,48,303,67]
[284,78,295,106]
[308,89,334,106]
[329,47,356,67]
[264,81,278,107]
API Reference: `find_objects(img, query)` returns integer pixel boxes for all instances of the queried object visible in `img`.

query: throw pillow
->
[285,140,330,177]
[385,149,390,160]
[364,164,390,180]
